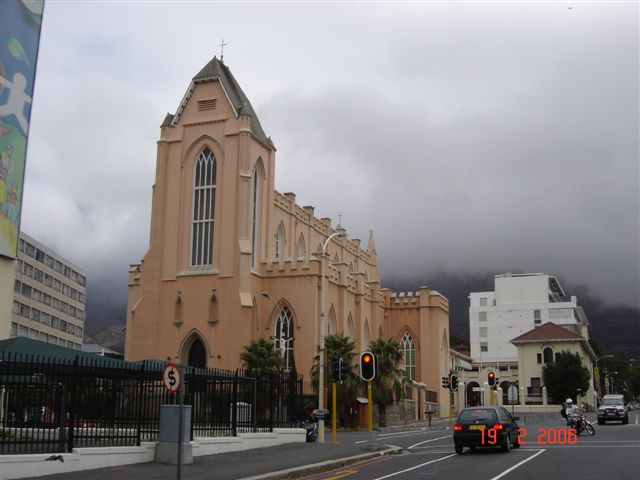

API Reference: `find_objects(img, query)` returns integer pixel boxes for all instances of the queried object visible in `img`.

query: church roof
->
[171,57,275,150]
[510,322,584,344]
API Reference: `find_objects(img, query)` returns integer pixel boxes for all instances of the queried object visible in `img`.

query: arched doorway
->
[467,381,481,406]
[187,337,207,369]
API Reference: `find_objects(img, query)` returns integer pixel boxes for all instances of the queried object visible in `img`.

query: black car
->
[453,407,521,454]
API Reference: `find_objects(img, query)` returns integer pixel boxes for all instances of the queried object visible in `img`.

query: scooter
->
[299,420,318,442]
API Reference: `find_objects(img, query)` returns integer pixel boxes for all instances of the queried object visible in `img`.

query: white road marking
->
[369,453,457,480]
[489,449,546,480]
[355,431,447,444]
[408,435,452,449]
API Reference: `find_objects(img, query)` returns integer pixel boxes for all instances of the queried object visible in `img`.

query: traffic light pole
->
[332,382,337,444]
[367,380,377,448]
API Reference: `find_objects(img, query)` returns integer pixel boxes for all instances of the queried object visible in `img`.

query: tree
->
[542,351,591,404]
[626,363,640,399]
[369,338,409,427]
[240,338,283,378]
[310,334,359,424]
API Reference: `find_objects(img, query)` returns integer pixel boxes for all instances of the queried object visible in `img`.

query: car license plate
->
[469,425,485,430]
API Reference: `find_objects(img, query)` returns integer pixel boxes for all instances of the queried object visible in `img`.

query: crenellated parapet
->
[382,287,449,312]
[272,189,374,262]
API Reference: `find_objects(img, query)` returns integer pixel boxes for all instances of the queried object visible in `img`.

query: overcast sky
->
[22,1,639,309]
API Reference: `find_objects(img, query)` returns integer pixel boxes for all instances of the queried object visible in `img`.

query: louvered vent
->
[198,99,217,111]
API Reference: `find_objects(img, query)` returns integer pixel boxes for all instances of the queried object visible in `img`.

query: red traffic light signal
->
[360,351,377,381]
[488,371,496,387]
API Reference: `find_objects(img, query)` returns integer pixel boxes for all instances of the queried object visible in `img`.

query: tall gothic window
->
[296,233,306,260]
[251,168,260,269]
[191,148,216,267]
[275,306,294,370]
[401,333,416,381]
[275,225,285,261]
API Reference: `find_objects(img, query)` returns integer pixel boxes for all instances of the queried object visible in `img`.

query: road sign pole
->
[176,377,184,480]
[332,382,337,444]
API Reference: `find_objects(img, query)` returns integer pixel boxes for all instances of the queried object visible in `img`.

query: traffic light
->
[488,371,496,387]
[450,374,459,392]
[330,357,344,382]
[360,351,377,381]
[441,376,451,389]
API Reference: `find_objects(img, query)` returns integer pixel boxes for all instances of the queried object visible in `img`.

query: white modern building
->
[469,273,590,363]
[7,232,87,349]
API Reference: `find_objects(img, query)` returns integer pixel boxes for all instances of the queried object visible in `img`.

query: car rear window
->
[458,409,499,423]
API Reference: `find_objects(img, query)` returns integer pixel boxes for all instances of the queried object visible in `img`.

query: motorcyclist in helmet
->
[565,398,578,428]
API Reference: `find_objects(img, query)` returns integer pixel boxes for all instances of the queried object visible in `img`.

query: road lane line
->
[408,435,452,449]
[369,453,457,480]
[488,449,546,480]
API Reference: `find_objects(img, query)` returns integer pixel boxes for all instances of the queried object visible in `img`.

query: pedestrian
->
[426,405,433,427]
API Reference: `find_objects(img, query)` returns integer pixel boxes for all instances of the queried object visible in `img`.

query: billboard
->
[0,0,45,258]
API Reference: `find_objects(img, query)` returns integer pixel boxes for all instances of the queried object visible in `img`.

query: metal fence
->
[0,352,304,454]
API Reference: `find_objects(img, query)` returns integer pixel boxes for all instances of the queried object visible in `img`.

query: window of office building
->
[479,326,488,338]
[480,342,488,352]
[534,309,541,324]
[479,311,487,322]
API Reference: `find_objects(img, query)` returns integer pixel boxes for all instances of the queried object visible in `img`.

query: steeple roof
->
[171,57,275,150]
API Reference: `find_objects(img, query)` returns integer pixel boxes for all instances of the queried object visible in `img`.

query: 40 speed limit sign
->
[162,363,182,394]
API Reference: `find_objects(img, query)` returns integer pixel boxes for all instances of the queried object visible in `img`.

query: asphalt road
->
[304,413,640,480]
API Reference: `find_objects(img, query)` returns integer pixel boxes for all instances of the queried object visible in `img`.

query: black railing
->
[0,352,304,455]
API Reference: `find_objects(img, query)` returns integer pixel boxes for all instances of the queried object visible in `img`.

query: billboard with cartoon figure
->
[0,0,44,258]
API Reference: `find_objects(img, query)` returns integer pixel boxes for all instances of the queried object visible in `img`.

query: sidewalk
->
[35,441,403,480]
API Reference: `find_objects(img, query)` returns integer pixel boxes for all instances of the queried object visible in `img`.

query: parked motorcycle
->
[299,420,318,442]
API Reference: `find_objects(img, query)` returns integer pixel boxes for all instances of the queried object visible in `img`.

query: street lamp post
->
[595,354,613,404]
[605,370,618,395]
[318,227,346,443]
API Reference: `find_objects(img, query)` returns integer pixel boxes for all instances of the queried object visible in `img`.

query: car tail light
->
[454,425,462,431]
[493,423,503,430]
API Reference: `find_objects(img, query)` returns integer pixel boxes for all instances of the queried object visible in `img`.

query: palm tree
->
[310,334,359,425]
[369,337,409,427]
[240,338,283,378]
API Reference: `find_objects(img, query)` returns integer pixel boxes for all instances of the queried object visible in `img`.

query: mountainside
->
[82,271,640,359]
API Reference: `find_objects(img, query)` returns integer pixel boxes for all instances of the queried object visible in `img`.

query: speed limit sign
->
[162,363,182,394]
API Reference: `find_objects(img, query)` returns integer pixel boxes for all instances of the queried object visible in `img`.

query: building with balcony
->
[469,273,590,363]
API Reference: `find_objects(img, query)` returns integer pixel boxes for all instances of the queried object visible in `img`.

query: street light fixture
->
[261,291,290,373]
[595,355,614,403]
[605,370,619,395]
[318,226,346,443]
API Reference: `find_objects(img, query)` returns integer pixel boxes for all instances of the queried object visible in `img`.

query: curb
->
[243,445,404,480]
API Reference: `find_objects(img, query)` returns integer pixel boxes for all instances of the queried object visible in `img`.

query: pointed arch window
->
[543,347,554,364]
[346,313,354,339]
[251,168,260,269]
[401,333,416,381]
[274,306,294,370]
[328,306,337,335]
[296,233,306,260]
[191,148,216,267]
[275,225,285,262]
[363,320,370,349]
